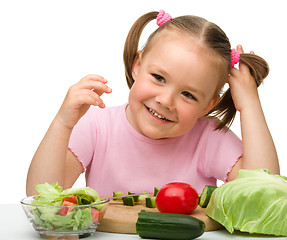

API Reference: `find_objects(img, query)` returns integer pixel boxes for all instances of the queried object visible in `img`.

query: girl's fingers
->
[77,89,106,108]
[236,44,255,55]
[78,77,112,95]
[239,62,253,76]
[66,74,112,110]
[229,62,251,81]
[229,67,240,78]
[236,44,244,54]
[81,95,105,108]
[80,74,108,84]
[75,80,112,96]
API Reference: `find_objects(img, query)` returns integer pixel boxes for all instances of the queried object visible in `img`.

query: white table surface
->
[1,204,286,240]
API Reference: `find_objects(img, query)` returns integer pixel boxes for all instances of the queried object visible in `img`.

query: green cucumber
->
[199,185,217,208]
[145,197,156,208]
[128,192,139,202]
[153,187,159,196]
[136,210,205,239]
[122,196,135,206]
[113,191,124,200]
[138,193,149,202]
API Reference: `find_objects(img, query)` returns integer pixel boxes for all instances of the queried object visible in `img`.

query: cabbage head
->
[206,169,287,236]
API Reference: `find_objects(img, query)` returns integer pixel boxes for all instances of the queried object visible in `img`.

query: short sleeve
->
[203,124,242,182]
[68,109,97,171]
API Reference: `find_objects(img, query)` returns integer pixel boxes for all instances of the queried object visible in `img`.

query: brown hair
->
[123,11,269,130]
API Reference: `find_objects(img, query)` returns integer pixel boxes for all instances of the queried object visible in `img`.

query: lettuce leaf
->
[33,182,63,206]
[206,169,287,236]
[32,183,100,206]
[61,187,100,204]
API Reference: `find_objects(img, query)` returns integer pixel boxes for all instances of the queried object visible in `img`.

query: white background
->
[0,0,286,204]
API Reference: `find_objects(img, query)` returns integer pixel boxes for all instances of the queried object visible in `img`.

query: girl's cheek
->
[130,81,151,101]
[135,79,155,95]
[178,105,200,121]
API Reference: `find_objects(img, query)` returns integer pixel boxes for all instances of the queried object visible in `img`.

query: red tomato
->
[58,201,76,216]
[63,196,77,204]
[155,182,199,214]
[91,208,103,224]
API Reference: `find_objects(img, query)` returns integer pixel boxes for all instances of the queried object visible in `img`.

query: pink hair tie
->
[157,10,172,26]
[231,49,240,68]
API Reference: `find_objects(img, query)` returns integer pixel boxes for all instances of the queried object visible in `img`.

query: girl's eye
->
[182,91,197,101]
[152,74,165,83]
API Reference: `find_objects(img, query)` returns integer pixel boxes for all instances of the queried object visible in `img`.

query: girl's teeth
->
[148,108,168,121]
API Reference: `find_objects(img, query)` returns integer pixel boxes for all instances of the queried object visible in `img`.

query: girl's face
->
[126,31,221,139]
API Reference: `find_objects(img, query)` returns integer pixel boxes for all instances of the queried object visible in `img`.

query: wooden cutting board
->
[97,200,223,234]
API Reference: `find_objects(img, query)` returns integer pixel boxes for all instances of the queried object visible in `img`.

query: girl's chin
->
[139,126,173,139]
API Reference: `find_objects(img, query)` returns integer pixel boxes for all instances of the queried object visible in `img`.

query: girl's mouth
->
[147,107,171,122]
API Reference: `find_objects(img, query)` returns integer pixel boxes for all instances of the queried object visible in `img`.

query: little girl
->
[26,10,279,196]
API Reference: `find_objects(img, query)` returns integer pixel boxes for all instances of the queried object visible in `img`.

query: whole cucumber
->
[136,210,205,239]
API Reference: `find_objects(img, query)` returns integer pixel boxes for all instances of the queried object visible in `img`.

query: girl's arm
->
[26,118,82,196]
[227,46,280,181]
[26,75,112,196]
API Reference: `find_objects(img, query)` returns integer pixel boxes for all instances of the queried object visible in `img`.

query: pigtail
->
[209,53,269,130]
[240,54,269,86]
[123,11,159,89]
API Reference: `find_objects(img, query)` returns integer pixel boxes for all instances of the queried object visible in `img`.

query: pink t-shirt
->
[68,104,242,196]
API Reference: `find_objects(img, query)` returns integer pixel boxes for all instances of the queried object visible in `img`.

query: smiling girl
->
[126,31,219,139]
[26,10,279,196]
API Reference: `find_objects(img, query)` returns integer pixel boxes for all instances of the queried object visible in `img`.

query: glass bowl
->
[21,196,109,239]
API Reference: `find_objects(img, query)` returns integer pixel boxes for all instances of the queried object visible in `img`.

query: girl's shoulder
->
[194,117,221,133]
[185,117,235,142]
[196,117,241,145]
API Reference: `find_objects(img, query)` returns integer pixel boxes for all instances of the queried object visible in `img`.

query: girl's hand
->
[56,74,112,129]
[228,45,259,112]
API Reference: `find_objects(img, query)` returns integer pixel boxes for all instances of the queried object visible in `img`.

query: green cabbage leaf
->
[206,169,287,236]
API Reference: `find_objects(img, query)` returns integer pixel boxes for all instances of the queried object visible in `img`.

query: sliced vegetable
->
[63,195,77,204]
[34,182,63,204]
[136,210,205,239]
[206,169,287,236]
[57,201,75,216]
[138,193,149,202]
[156,182,198,214]
[145,197,156,208]
[128,192,139,202]
[199,185,217,208]
[153,187,159,196]
[122,196,135,206]
[91,208,103,224]
[198,194,201,203]
[113,191,124,200]
[61,187,100,205]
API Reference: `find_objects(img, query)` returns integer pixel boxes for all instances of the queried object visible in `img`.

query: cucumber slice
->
[146,197,156,208]
[198,194,201,203]
[123,196,135,206]
[113,191,124,200]
[128,192,139,202]
[153,187,160,196]
[199,185,217,208]
[138,193,149,202]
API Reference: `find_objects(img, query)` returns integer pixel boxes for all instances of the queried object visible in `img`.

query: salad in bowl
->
[21,182,109,239]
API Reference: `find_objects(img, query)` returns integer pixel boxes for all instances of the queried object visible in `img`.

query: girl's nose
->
[155,91,175,110]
